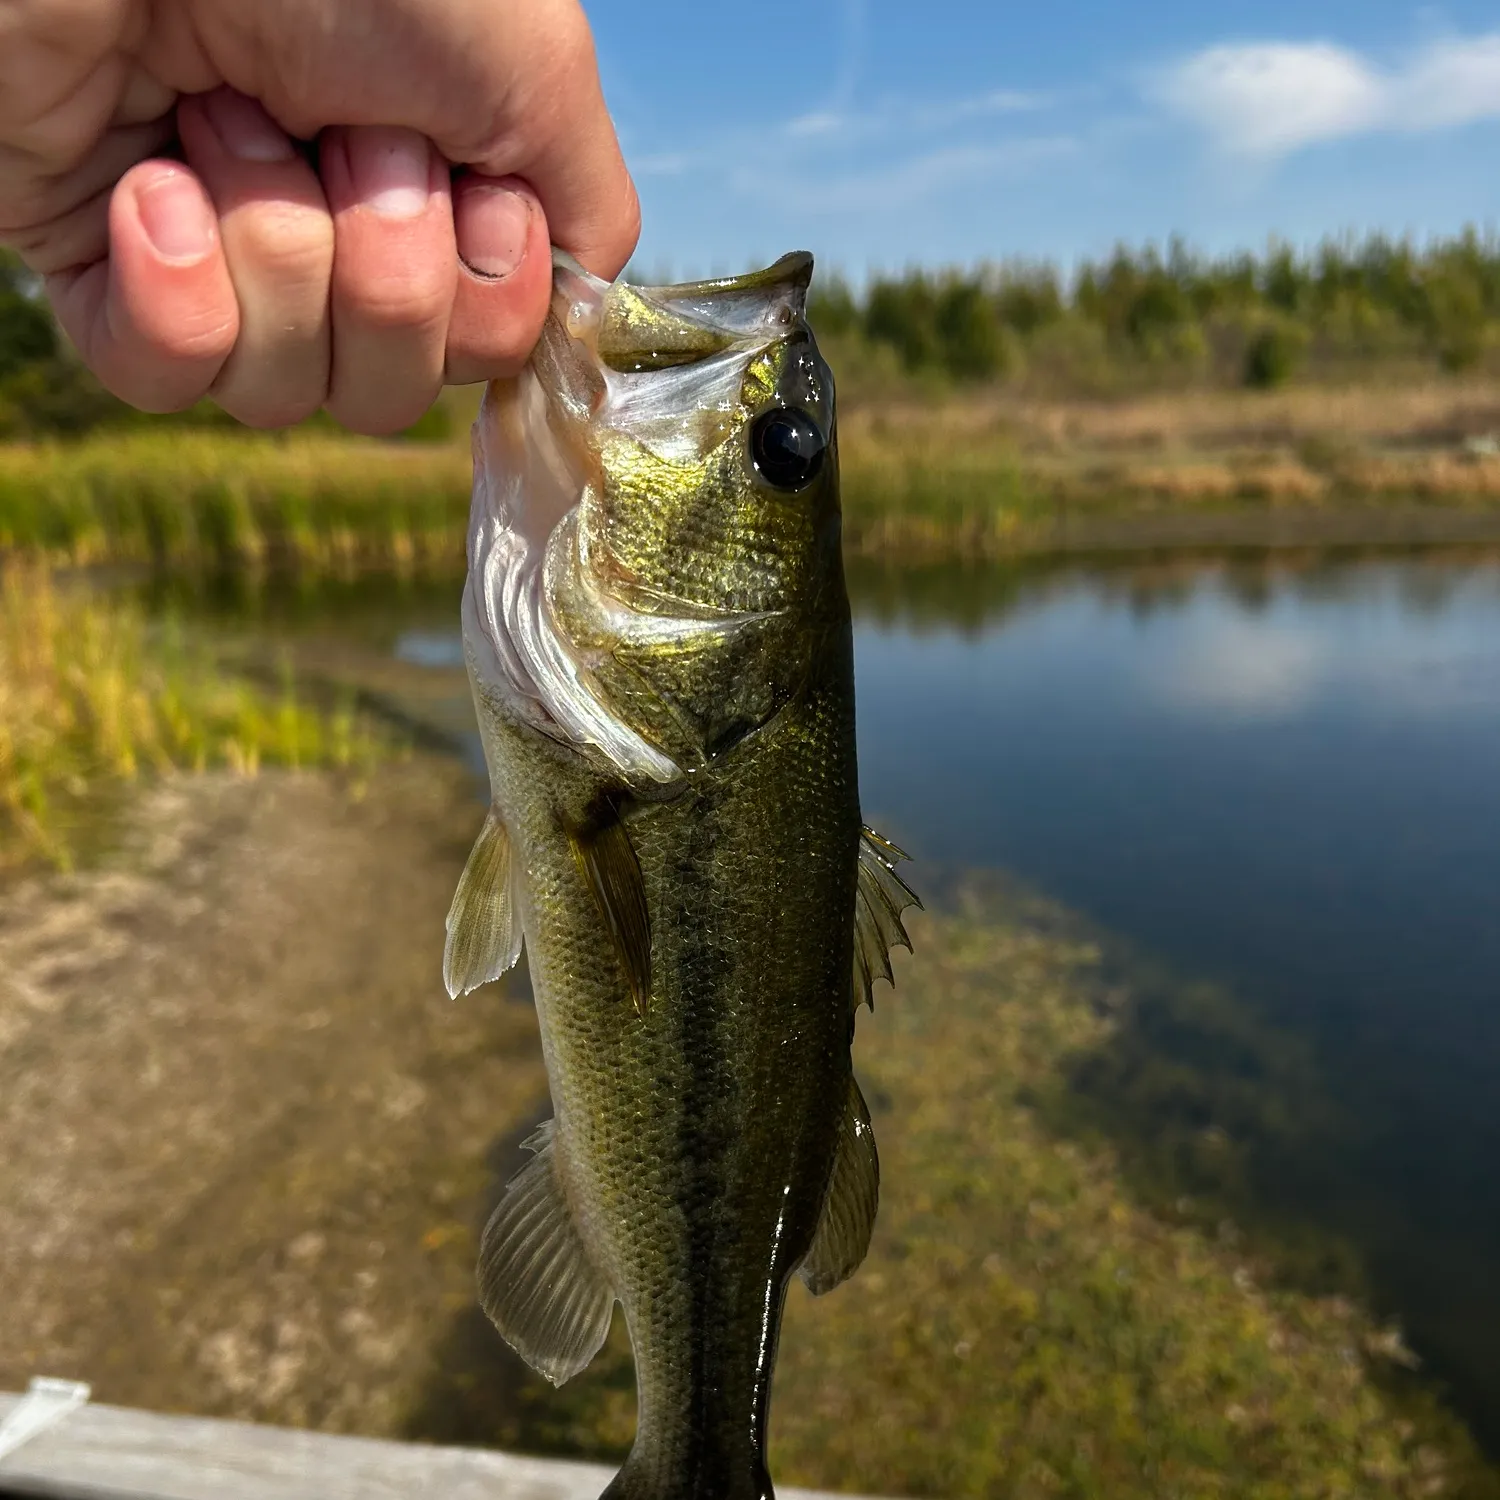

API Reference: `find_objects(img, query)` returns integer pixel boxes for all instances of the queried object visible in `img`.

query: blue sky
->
[589,1,1500,280]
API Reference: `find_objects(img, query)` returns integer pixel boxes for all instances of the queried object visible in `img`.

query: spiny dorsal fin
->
[570,815,652,1016]
[853,826,921,1011]
[800,1076,879,1295]
[444,807,523,999]
[478,1120,614,1386]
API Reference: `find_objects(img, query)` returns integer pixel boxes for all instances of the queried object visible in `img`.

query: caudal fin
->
[598,1448,774,1500]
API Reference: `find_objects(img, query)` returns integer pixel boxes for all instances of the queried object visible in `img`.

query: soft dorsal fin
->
[800,1076,879,1295]
[853,826,921,1011]
[478,1120,615,1386]
[444,807,523,999]
[569,814,652,1016]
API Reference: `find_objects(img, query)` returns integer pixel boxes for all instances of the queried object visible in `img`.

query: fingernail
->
[135,170,217,263]
[349,128,432,219]
[201,88,295,164]
[457,179,531,280]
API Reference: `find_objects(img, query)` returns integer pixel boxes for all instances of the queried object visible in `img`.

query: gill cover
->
[463,251,821,785]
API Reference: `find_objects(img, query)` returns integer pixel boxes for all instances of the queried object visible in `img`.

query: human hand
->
[0,0,639,432]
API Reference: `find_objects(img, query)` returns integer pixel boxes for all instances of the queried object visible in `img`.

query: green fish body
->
[446,251,918,1500]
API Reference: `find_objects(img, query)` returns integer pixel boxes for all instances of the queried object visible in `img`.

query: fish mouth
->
[567,250,815,372]
[465,252,818,785]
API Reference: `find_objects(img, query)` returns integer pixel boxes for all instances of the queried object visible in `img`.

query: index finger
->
[224,0,640,280]
[462,1,640,279]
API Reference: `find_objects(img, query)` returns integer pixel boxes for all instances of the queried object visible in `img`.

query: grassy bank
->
[836,381,1500,554]
[7,382,1500,571]
[0,563,382,868]
[407,883,1496,1497]
[0,431,469,571]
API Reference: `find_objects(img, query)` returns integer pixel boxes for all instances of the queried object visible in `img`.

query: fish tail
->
[598,1447,773,1500]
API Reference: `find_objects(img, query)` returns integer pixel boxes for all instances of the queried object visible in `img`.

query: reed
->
[7,398,1500,576]
[0,431,470,572]
[0,563,382,868]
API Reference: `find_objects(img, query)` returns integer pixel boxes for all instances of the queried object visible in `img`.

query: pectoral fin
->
[800,1076,879,1295]
[444,807,523,999]
[570,814,652,1016]
[478,1120,614,1386]
[853,826,921,1011]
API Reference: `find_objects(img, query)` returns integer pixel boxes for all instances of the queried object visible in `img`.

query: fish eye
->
[750,408,826,491]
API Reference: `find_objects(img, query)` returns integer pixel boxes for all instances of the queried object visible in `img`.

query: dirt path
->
[0,761,548,1436]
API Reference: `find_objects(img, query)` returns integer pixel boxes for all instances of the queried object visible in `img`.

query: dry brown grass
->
[844,378,1500,456]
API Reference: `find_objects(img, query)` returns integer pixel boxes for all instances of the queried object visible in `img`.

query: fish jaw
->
[464,374,684,787]
[463,250,838,784]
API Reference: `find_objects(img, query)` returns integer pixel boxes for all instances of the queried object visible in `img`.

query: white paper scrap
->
[0,1377,92,1464]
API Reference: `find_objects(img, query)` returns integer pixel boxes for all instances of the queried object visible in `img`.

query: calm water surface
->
[179,548,1500,1443]
[848,550,1500,1442]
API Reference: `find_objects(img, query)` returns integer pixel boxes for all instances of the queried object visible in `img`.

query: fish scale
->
[444,251,919,1500]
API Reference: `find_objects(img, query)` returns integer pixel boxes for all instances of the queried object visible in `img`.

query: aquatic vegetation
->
[0,563,382,867]
[0,430,470,571]
[409,881,1496,1494]
[770,885,1496,1498]
[8,379,1500,574]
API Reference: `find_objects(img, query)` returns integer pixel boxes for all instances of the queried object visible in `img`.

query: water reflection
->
[142,546,1500,1448]
[851,547,1500,1447]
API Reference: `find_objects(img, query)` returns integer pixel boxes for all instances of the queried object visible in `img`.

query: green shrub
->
[1244,321,1308,389]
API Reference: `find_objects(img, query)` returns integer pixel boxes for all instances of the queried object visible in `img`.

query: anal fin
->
[479,1120,614,1386]
[570,813,652,1016]
[853,826,921,1011]
[444,806,523,999]
[800,1076,879,1295]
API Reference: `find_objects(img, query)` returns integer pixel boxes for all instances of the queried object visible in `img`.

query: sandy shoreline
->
[0,761,546,1435]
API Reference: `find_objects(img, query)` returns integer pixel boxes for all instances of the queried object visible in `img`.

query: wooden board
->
[0,1393,874,1500]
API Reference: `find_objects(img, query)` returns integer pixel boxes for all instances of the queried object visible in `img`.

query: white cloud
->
[1396,35,1500,129]
[778,88,1049,148]
[1157,33,1500,158]
[786,111,846,139]
[733,136,1077,217]
[1154,618,1332,718]
[632,152,694,177]
[910,90,1049,129]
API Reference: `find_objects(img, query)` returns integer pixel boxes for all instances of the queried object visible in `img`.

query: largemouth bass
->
[445,250,919,1500]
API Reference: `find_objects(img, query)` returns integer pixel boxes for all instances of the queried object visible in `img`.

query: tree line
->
[809,230,1500,391]
[4,230,1500,437]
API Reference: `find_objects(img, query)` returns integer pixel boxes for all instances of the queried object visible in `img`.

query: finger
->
[444,173,551,384]
[0,116,175,271]
[178,87,333,427]
[4,183,112,274]
[231,0,639,281]
[321,125,456,436]
[482,5,640,280]
[46,159,237,412]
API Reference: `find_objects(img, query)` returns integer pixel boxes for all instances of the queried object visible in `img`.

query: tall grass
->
[0,563,381,868]
[0,431,470,571]
[7,394,1500,576]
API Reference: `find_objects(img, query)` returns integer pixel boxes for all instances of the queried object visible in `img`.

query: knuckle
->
[546,2,597,69]
[615,176,643,263]
[337,267,449,336]
[149,306,238,366]
[106,370,211,416]
[217,391,325,431]
[327,395,428,438]
[226,202,334,288]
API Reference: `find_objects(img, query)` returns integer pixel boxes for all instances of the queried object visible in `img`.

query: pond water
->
[847,550,1500,1445]
[162,545,1500,1447]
